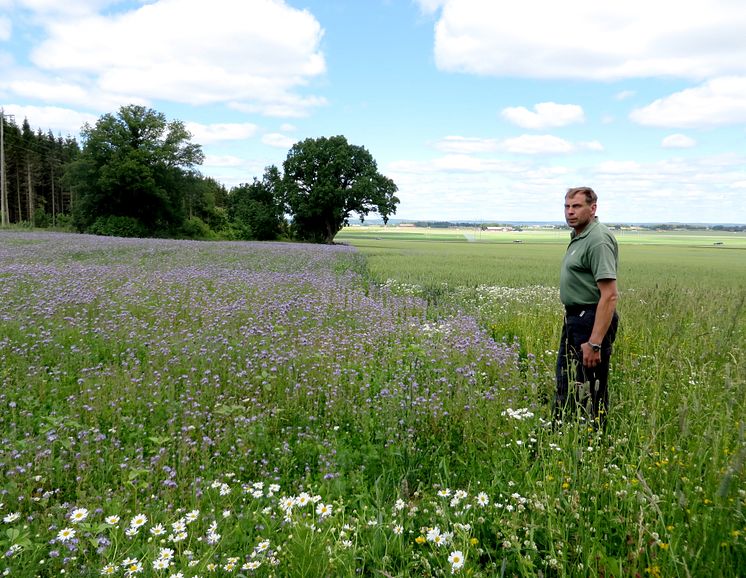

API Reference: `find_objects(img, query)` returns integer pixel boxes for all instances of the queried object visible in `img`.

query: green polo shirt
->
[559,218,618,306]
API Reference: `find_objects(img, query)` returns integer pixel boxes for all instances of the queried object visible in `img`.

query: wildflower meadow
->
[0,230,744,577]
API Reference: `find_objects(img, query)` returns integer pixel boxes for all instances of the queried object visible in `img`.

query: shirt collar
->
[570,217,599,240]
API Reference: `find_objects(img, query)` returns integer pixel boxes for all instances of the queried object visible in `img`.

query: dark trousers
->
[555,307,619,426]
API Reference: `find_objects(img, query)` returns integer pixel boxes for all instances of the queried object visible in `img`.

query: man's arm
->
[581,278,618,367]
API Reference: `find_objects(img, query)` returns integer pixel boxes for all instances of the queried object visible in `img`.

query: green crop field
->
[0,229,744,577]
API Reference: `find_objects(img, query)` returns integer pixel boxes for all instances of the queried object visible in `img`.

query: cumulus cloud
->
[0,16,11,40]
[501,102,585,129]
[432,155,517,172]
[229,94,327,118]
[386,161,549,220]
[14,0,120,18]
[414,0,447,14]
[615,90,636,101]
[661,134,696,148]
[13,0,326,117]
[387,152,746,222]
[6,76,146,110]
[430,0,746,80]
[0,104,97,136]
[203,154,247,168]
[388,155,524,175]
[185,122,258,145]
[433,136,498,153]
[501,134,575,154]
[579,140,604,152]
[595,160,643,174]
[261,133,295,149]
[630,76,746,127]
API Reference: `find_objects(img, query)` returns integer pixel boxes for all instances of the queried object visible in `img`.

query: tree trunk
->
[51,165,56,225]
[16,169,22,222]
[27,161,34,225]
[0,112,7,226]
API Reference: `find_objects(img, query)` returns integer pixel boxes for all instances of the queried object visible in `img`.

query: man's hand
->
[582,278,618,368]
[581,342,601,367]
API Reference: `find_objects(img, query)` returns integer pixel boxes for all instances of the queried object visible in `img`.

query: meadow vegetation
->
[0,228,744,577]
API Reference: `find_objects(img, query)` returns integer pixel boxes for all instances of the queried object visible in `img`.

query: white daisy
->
[70,508,89,523]
[57,527,76,542]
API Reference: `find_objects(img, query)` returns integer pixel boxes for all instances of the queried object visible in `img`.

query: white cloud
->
[661,134,696,148]
[0,68,150,112]
[595,160,643,174]
[185,122,258,145]
[386,152,746,222]
[615,90,636,101]
[414,0,447,14]
[433,136,498,153]
[431,0,746,80]
[8,78,89,103]
[630,76,746,127]
[261,133,295,149]
[203,154,247,168]
[386,155,581,221]
[389,155,524,175]
[501,134,575,155]
[579,140,604,152]
[590,156,746,222]
[228,94,328,118]
[432,154,520,172]
[16,0,326,117]
[15,0,120,18]
[501,102,584,129]
[0,104,97,136]
[0,16,11,40]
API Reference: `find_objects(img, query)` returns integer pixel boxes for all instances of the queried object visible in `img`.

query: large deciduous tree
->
[67,105,203,236]
[280,136,399,244]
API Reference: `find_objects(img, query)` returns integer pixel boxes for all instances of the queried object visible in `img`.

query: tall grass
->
[0,230,743,577]
[342,229,746,577]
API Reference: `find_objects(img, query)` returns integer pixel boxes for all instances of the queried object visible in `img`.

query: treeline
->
[0,105,398,243]
[0,115,80,227]
[412,221,452,228]
[711,224,746,232]
[639,223,746,232]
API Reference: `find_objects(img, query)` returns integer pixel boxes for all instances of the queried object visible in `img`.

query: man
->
[555,186,619,427]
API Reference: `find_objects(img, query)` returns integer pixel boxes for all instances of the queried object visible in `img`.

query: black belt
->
[565,303,597,316]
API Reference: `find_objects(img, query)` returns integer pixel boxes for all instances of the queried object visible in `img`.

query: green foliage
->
[88,215,148,238]
[228,166,284,240]
[180,216,215,240]
[53,213,75,231]
[181,173,227,229]
[68,104,204,236]
[32,209,51,228]
[280,135,399,244]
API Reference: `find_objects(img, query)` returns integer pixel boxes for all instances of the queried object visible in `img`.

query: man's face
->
[564,193,596,232]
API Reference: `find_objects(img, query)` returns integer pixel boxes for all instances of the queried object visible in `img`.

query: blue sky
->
[2,0,746,224]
